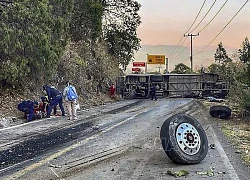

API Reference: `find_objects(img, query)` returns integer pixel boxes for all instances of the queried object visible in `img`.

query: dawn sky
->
[137,0,250,49]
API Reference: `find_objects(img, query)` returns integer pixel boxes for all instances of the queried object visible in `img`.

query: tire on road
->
[160,113,208,164]
[209,105,231,119]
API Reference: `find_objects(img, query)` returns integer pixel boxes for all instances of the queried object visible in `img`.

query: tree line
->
[0,0,141,92]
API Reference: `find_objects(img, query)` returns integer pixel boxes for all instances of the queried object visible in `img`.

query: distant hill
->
[126,45,236,74]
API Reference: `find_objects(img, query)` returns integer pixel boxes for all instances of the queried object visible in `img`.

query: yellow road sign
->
[147,55,166,64]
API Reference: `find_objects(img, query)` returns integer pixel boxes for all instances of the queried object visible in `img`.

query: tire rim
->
[176,123,201,155]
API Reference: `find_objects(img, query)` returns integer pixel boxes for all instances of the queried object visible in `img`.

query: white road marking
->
[192,110,240,180]
[0,119,47,131]
[209,126,240,180]
[0,159,30,173]
[3,100,194,180]
[4,102,158,180]
[49,167,59,178]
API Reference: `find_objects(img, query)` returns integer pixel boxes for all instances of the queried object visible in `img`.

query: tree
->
[207,63,221,73]
[69,0,103,42]
[0,0,73,87]
[214,42,231,64]
[238,37,250,63]
[163,69,169,74]
[102,0,141,71]
[171,63,191,74]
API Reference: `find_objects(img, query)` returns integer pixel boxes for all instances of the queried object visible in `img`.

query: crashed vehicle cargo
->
[116,73,229,99]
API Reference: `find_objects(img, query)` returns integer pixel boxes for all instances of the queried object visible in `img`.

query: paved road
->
[0,99,249,180]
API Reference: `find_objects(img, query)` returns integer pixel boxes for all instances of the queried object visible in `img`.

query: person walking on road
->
[63,81,78,120]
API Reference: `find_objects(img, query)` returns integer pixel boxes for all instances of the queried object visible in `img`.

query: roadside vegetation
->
[0,0,141,117]
[201,37,250,167]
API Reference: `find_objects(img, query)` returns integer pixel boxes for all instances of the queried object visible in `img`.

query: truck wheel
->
[160,113,208,164]
[210,105,231,119]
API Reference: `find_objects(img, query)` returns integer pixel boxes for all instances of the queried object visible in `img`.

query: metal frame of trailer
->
[116,73,229,99]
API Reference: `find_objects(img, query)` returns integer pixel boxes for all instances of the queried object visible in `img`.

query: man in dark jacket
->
[18,100,41,121]
[151,83,157,101]
[43,85,65,118]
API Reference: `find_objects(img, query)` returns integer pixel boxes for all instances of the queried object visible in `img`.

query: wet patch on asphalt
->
[0,121,95,170]
[0,100,144,171]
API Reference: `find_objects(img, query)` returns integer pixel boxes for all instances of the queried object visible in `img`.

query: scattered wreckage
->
[116,73,229,163]
[210,105,232,119]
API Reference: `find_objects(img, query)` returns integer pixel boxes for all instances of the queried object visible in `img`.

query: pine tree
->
[214,42,231,64]
[238,37,250,63]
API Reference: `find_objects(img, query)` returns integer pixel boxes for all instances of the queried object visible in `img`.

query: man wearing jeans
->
[63,81,78,120]
[43,85,65,118]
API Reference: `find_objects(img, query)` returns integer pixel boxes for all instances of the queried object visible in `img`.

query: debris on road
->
[48,164,62,168]
[210,105,232,119]
[196,167,214,177]
[167,169,189,178]
[210,144,216,149]
[207,97,224,102]
[235,150,242,154]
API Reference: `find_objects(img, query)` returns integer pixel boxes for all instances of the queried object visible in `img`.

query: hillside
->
[0,0,140,126]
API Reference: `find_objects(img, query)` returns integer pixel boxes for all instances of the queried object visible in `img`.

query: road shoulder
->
[196,99,250,180]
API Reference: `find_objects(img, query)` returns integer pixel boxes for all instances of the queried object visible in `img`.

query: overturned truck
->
[116,73,229,99]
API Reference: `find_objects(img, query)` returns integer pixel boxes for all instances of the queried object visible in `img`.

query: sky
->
[136,0,250,48]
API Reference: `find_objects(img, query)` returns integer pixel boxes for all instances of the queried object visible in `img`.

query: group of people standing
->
[43,81,78,120]
[18,81,78,122]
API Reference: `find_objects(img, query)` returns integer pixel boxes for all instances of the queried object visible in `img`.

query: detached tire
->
[160,113,208,164]
[210,105,231,119]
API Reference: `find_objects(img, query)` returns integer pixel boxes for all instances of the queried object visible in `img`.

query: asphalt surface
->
[0,98,249,180]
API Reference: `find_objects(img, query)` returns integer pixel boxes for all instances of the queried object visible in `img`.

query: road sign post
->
[165,58,168,73]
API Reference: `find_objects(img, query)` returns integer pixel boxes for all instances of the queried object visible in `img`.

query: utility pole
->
[184,33,199,72]
[165,58,168,73]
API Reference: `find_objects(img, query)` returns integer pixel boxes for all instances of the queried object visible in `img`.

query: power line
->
[168,36,187,60]
[185,0,208,34]
[194,0,249,56]
[190,0,217,33]
[170,0,225,63]
[198,0,229,33]
[184,0,228,60]
[169,38,188,59]
[168,0,207,59]
[171,0,216,62]
[171,42,191,61]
